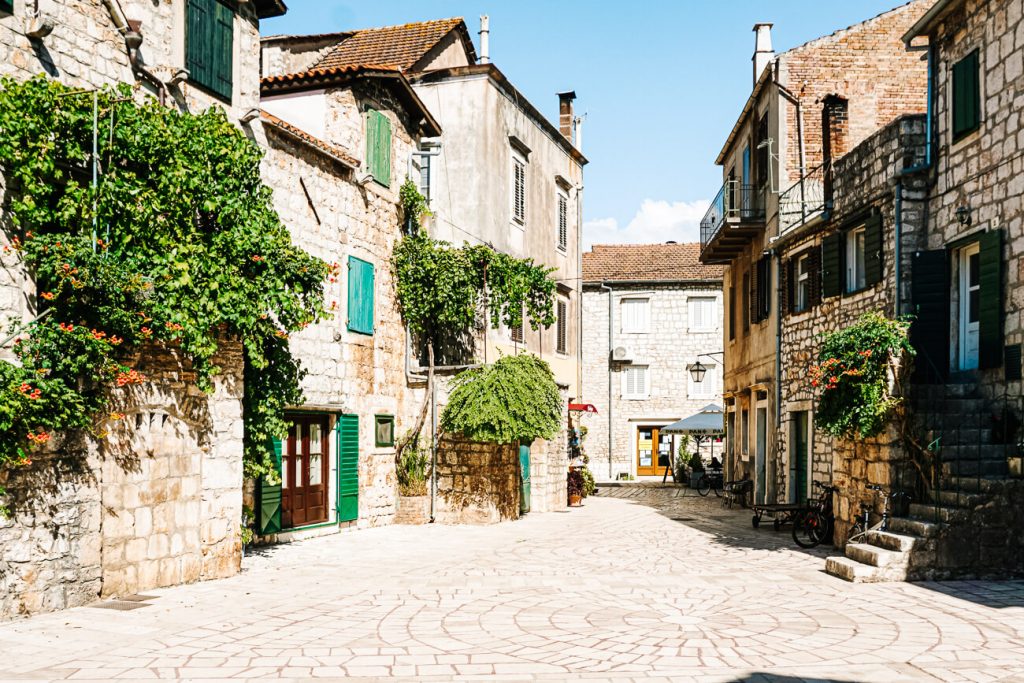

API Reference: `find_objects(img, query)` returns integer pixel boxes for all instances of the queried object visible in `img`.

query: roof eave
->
[902,0,962,44]
[254,0,287,19]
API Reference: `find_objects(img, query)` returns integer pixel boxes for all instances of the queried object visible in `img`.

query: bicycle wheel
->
[697,474,711,496]
[792,510,826,548]
[712,479,722,497]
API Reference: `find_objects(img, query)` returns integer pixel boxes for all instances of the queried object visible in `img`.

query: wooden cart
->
[751,502,805,531]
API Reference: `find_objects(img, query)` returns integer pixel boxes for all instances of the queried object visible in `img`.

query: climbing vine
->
[810,311,914,440]
[0,76,328,479]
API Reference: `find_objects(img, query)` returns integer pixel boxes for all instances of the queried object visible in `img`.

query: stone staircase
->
[826,380,1017,582]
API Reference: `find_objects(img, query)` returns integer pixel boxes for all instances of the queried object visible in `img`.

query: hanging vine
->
[0,76,328,480]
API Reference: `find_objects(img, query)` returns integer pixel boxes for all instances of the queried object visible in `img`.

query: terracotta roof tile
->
[312,18,468,72]
[582,243,725,283]
[260,111,360,168]
[261,64,400,88]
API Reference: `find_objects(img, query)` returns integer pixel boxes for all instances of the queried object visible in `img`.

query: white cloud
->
[583,198,710,251]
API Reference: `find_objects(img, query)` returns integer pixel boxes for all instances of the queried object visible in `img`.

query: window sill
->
[621,396,650,401]
[511,220,526,231]
[951,126,981,149]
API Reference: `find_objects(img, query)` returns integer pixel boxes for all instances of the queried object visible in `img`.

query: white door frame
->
[958,242,981,371]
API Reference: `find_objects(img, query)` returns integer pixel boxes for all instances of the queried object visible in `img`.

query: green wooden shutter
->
[952,50,980,141]
[347,256,375,335]
[256,438,283,534]
[366,110,391,186]
[211,0,234,100]
[978,229,1004,369]
[821,233,843,298]
[185,0,233,100]
[185,0,211,89]
[336,414,359,522]
[911,249,950,383]
[0,0,13,14]
[863,214,883,287]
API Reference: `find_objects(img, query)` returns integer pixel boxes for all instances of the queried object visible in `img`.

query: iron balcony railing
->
[699,180,766,252]
[778,161,831,233]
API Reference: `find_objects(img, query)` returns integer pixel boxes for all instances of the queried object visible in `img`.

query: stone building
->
[582,244,725,482]
[250,67,440,538]
[261,17,586,514]
[700,1,932,506]
[0,0,285,617]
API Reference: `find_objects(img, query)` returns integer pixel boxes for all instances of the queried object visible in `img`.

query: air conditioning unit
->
[612,346,632,362]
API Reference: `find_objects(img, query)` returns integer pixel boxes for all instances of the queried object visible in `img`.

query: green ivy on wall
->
[0,76,328,480]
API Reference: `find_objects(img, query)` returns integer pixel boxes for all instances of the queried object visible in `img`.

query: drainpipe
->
[429,376,438,522]
[895,184,903,316]
[773,247,783,428]
[600,283,614,479]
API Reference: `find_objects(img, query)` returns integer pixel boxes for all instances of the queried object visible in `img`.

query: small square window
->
[621,297,650,333]
[688,297,716,331]
[374,415,395,447]
[622,365,649,400]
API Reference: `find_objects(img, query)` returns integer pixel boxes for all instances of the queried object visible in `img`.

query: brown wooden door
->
[281,415,330,528]
[637,426,672,477]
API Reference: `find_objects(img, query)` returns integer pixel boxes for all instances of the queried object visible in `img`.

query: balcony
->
[699,181,766,263]
[778,161,831,234]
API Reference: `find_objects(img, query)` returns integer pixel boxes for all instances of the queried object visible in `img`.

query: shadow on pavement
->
[726,675,854,683]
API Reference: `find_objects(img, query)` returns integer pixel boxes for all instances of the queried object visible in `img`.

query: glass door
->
[637,426,663,477]
[282,415,330,528]
[959,243,981,370]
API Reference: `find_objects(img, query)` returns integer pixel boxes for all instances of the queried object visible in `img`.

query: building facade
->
[582,244,724,482]
[700,2,931,506]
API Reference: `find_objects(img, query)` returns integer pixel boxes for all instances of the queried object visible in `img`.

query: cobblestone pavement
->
[1,486,1023,682]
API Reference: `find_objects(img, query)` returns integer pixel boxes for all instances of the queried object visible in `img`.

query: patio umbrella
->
[660,403,724,436]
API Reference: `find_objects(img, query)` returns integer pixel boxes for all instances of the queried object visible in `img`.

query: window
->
[374,415,395,447]
[556,299,568,355]
[366,109,392,186]
[755,112,769,189]
[622,365,649,399]
[752,257,771,323]
[846,226,867,292]
[557,193,568,252]
[726,410,735,458]
[620,297,650,333]
[742,272,750,333]
[418,150,431,202]
[347,256,375,335]
[186,0,234,101]
[952,50,980,142]
[741,407,750,455]
[688,297,716,331]
[728,286,736,340]
[512,154,526,225]
[795,253,812,313]
[687,364,717,399]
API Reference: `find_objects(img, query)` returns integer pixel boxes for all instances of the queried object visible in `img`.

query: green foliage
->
[396,436,429,496]
[0,76,328,478]
[567,468,584,499]
[580,466,596,497]
[811,312,914,440]
[399,178,431,233]
[441,353,562,445]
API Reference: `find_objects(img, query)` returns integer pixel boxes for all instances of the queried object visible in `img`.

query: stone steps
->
[825,555,910,583]
[927,489,989,508]
[943,458,1009,477]
[887,515,942,538]
[864,529,920,552]
[908,502,968,523]
[827,517,938,583]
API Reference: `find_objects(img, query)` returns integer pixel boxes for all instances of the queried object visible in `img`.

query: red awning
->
[568,403,598,413]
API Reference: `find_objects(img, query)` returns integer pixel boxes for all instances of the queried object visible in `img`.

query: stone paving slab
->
[0,487,1022,681]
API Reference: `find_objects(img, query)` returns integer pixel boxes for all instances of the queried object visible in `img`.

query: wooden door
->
[281,415,330,528]
[637,426,670,477]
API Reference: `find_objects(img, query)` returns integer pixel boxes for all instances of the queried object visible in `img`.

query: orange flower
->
[40,291,54,301]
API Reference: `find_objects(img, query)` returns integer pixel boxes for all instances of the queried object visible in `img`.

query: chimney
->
[752,23,774,85]
[558,91,576,142]
[479,15,490,64]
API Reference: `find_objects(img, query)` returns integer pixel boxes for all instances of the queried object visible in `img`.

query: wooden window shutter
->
[0,0,13,14]
[185,0,211,90]
[863,214,884,287]
[782,258,795,316]
[336,414,359,522]
[347,256,375,335]
[211,0,234,101]
[911,249,950,382]
[821,233,844,298]
[952,50,980,141]
[366,110,391,186]
[807,247,822,307]
[748,268,757,326]
[556,300,567,354]
[256,438,283,535]
[978,229,1004,369]
[558,195,568,250]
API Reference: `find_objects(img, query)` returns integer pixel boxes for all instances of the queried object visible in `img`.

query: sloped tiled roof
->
[312,18,472,72]
[260,111,360,168]
[583,243,725,283]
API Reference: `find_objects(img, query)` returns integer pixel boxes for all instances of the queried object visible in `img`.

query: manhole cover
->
[90,600,151,611]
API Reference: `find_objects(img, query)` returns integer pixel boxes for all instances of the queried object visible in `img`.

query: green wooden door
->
[978,229,1004,369]
[337,414,359,522]
[519,444,531,515]
[257,438,283,534]
[791,412,808,505]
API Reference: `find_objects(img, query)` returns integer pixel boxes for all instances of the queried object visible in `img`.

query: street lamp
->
[690,351,724,384]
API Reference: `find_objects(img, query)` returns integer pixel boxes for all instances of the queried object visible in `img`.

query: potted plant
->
[567,468,584,506]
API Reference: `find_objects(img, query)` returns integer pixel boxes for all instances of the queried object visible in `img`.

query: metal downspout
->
[773,248,783,445]
[895,183,903,316]
[601,283,614,479]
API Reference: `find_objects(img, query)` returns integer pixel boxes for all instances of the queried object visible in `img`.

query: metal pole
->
[429,376,437,523]
[0,309,53,348]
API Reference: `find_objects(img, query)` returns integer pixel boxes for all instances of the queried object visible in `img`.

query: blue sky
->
[264,1,910,248]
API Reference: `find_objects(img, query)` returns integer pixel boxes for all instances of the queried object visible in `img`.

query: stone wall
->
[777,116,927,542]
[525,391,569,513]
[434,437,520,524]
[582,282,724,481]
[0,341,245,618]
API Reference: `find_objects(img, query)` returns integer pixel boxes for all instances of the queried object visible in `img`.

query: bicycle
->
[847,485,911,545]
[696,467,723,497]
[791,481,838,549]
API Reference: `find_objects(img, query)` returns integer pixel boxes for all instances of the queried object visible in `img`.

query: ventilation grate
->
[90,600,151,611]
[1005,344,1022,381]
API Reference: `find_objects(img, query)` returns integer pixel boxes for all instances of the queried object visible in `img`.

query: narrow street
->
[0,487,1021,682]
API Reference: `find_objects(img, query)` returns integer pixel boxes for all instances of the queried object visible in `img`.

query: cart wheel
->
[773,518,782,532]
[752,515,760,529]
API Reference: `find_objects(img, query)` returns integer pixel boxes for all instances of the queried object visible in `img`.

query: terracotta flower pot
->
[569,493,583,507]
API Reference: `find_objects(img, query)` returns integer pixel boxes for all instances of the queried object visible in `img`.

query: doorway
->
[958,242,981,371]
[282,414,330,529]
[637,426,671,477]
[755,404,767,505]
[789,411,809,505]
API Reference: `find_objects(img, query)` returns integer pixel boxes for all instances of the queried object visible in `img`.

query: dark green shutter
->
[256,438,283,534]
[0,0,13,14]
[337,414,359,522]
[952,50,980,141]
[347,256,375,335]
[978,229,1004,369]
[186,0,233,101]
[911,249,950,383]
[821,233,843,298]
[863,214,883,287]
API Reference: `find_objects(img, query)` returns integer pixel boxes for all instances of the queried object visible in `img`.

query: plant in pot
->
[688,452,705,488]
[567,468,585,506]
